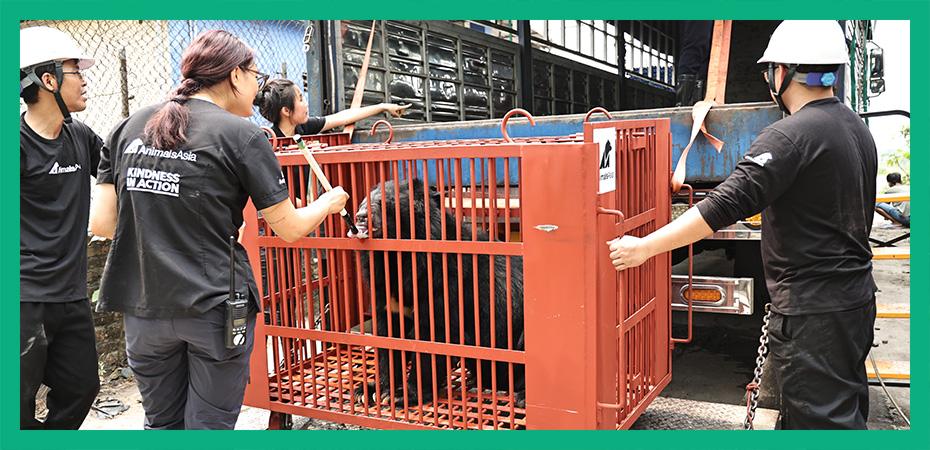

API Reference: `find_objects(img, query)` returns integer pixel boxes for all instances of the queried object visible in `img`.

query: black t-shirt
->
[96,99,290,318]
[271,116,326,138]
[696,97,878,315]
[20,114,102,302]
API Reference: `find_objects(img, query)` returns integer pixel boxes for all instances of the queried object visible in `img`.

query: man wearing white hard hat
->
[609,20,877,429]
[20,25,102,429]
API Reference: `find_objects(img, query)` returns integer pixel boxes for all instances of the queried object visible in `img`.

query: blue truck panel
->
[352,102,782,185]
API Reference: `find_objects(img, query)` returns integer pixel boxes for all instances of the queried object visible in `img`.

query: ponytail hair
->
[254,78,298,127]
[144,30,255,149]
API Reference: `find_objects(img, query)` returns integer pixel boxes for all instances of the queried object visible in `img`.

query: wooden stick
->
[293,135,358,235]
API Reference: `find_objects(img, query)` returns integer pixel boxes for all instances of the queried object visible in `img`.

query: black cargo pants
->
[768,300,876,429]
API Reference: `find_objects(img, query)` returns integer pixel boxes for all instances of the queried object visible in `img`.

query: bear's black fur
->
[353,179,525,408]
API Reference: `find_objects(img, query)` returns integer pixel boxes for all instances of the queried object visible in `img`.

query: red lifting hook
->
[369,119,394,144]
[583,107,613,124]
[500,108,536,143]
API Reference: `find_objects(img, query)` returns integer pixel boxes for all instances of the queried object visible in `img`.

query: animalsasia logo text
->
[123,138,198,162]
[48,162,81,175]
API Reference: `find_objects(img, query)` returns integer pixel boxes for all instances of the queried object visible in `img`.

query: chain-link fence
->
[20,20,310,137]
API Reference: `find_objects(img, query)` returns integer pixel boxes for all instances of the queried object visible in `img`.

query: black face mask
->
[767,63,798,115]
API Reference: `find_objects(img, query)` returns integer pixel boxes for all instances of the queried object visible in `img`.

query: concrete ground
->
[656,223,911,430]
[864,224,911,430]
[79,221,911,431]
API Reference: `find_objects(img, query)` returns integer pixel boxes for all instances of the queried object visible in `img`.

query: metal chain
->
[744,303,772,430]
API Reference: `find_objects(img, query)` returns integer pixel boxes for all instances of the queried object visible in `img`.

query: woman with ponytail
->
[89,30,348,430]
[254,78,408,138]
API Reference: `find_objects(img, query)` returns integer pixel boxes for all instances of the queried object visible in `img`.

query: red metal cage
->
[241,117,671,430]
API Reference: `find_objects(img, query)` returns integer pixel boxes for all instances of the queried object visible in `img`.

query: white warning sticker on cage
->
[593,127,617,194]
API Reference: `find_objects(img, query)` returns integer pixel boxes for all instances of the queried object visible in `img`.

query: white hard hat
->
[20,26,95,78]
[757,20,849,65]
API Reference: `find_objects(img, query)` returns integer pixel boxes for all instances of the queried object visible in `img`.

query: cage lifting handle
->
[598,206,626,265]
[500,108,536,143]
[583,107,613,124]
[369,119,394,144]
[597,206,624,222]
[671,184,695,346]
[597,206,627,413]
[260,126,278,150]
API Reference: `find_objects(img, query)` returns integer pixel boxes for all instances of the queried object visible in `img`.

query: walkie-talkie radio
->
[225,235,249,349]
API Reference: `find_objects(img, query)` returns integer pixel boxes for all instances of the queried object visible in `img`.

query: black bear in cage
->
[353,178,526,408]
